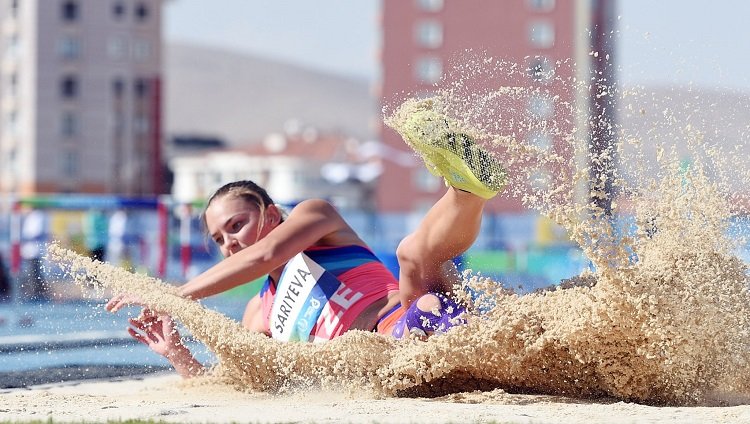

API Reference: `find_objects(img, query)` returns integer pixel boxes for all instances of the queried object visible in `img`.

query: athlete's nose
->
[224,237,239,257]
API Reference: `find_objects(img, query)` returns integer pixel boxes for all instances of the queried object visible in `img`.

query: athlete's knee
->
[415,293,441,313]
[392,292,467,339]
[396,234,420,270]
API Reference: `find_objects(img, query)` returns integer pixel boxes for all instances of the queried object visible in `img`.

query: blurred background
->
[1,0,749,381]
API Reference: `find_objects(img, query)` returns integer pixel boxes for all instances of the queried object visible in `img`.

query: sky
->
[165,0,750,92]
[617,1,750,91]
[164,0,379,80]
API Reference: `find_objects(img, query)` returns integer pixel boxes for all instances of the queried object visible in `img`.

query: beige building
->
[170,131,388,209]
[0,0,164,196]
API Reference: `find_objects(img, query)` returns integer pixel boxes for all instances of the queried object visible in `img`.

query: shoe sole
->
[400,103,506,199]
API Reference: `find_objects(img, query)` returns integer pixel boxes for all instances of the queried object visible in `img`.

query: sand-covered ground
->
[3,372,750,424]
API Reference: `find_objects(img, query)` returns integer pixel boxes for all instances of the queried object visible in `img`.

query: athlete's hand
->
[105,293,146,313]
[127,310,183,358]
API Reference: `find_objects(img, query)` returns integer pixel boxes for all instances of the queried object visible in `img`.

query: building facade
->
[170,131,382,210]
[0,0,163,197]
[377,0,607,213]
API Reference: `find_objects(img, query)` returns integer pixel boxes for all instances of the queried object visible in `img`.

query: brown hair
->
[201,180,277,240]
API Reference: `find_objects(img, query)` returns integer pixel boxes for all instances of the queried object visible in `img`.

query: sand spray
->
[48,53,750,405]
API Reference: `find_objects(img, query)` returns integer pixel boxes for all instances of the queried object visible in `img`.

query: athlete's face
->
[204,196,275,258]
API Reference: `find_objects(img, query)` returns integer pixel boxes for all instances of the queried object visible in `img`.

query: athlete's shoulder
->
[281,198,353,245]
[290,198,340,217]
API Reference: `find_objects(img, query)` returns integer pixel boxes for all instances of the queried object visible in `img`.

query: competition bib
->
[270,252,343,342]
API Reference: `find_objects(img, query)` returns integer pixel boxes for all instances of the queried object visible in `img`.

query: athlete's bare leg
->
[396,187,486,307]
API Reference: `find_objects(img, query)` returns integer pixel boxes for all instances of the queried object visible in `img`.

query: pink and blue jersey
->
[259,245,399,342]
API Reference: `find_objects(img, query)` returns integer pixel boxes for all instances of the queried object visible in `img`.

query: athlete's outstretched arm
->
[178,199,355,300]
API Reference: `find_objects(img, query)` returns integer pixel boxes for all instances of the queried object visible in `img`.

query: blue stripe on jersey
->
[259,277,273,296]
[304,245,379,277]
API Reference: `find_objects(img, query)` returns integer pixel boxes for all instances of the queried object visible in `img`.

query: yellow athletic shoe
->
[393,98,507,200]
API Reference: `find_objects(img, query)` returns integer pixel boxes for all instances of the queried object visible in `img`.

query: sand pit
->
[4,373,750,423]
[25,53,750,422]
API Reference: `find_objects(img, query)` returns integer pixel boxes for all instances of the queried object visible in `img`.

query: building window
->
[8,72,18,97]
[415,56,442,83]
[60,75,79,99]
[61,111,78,137]
[4,110,18,136]
[529,21,555,48]
[113,113,125,137]
[527,131,552,151]
[62,150,79,177]
[4,147,19,175]
[107,36,128,59]
[415,0,443,12]
[529,94,554,119]
[132,39,151,61]
[135,2,149,21]
[530,169,552,191]
[57,37,81,59]
[527,56,554,83]
[414,20,443,48]
[134,78,149,98]
[112,1,125,19]
[61,1,79,22]
[527,0,555,12]
[112,78,125,98]
[6,33,20,58]
[134,115,150,135]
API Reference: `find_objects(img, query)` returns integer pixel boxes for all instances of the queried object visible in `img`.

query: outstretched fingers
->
[128,317,162,345]
[105,293,146,313]
[125,313,183,359]
[127,325,151,346]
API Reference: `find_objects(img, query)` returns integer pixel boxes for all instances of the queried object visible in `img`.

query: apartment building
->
[377,0,614,213]
[0,0,164,196]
